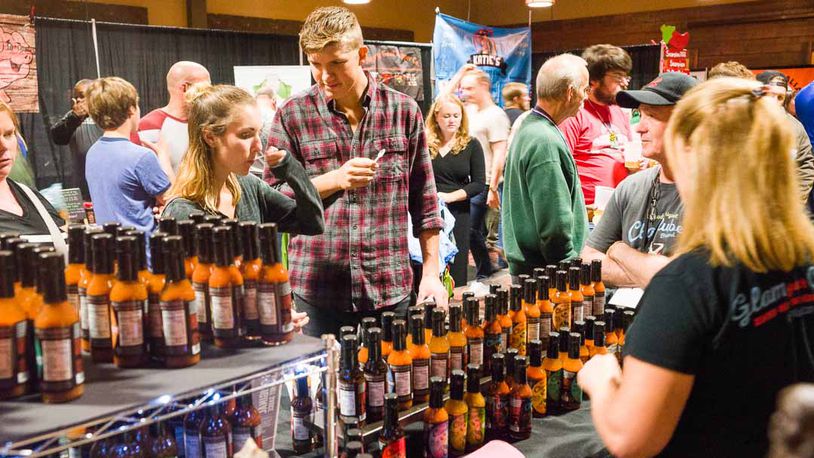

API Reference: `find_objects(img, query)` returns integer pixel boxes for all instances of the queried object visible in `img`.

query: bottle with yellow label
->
[445,369,468,457]
[509,285,526,356]
[527,339,546,418]
[464,364,486,452]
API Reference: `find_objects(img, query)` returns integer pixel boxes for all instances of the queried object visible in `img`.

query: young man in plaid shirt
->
[264,6,447,337]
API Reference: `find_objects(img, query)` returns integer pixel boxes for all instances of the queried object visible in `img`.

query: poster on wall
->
[433,13,531,106]
[362,44,424,101]
[751,67,814,91]
[0,14,37,112]
[233,65,311,113]
[659,25,690,75]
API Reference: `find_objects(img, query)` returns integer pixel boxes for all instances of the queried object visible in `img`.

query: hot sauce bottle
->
[379,393,406,458]
[558,327,570,363]
[380,311,395,359]
[387,320,412,410]
[407,315,430,404]
[486,353,510,441]
[339,334,367,425]
[424,377,449,458]
[523,279,541,347]
[210,226,244,348]
[572,320,590,363]
[464,364,486,452]
[192,223,214,343]
[147,232,169,359]
[200,402,232,458]
[35,253,84,403]
[159,217,178,237]
[536,275,554,350]
[87,233,114,363]
[620,310,635,354]
[17,244,42,373]
[184,406,205,458]
[464,297,484,368]
[509,355,532,440]
[584,315,597,357]
[428,308,449,383]
[123,230,150,288]
[110,236,148,368]
[291,373,315,454]
[447,304,466,374]
[422,300,436,344]
[65,225,85,316]
[231,394,262,450]
[358,317,377,367]
[543,332,563,414]
[568,267,585,324]
[553,271,571,331]
[445,370,468,457]
[238,222,261,340]
[177,219,197,280]
[364,327,387,423]
[509,284,527,356]
[160,236,201,368]
[604,308,619,358]
[527,340,547,418]
[545,265,558,299]
[505,347,519,390]
[580,264,595,318]
[222,219,244,270]
[150,421,179,458]
[257,223,293,345]
[496,288,511,353]
[0,250,29,399]
[591,260,605,317]
[560,333,584,412]
[483,294,502,374]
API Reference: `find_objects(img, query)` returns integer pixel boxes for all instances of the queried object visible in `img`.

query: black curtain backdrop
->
[532,44,662,100]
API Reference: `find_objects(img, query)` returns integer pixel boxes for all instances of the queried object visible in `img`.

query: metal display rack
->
[0,334,336,458]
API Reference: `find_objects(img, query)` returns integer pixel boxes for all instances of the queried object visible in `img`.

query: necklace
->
[585,100,620,148]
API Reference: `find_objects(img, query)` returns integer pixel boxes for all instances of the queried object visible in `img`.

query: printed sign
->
[0,14,37,112]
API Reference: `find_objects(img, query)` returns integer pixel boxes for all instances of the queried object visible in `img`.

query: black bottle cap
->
[0,232,21,249]
[239,222,259,261]
[91,233,113,274]
[432,308,446,337]
[593,322,606,346]
[568,333,581,359]
[528,340,543,366]
[573,320,586,346]
[40,252,67,303]
[545,265,557,281]
[429,376,445,408]
[405,305,422,323]
[339,326,355,340]
[177,220,195,259]
[33,246,54,293]
[381,312,395,341]
[614,308,625,331]
[523,278,537,304]
[366,327,382,362]
[449,370,465,400]
[189,211,206,226]
[569,267,580,290]
[559,329,570,354]
[149,231,168,275]
[158,217,177,236]
[212,226,233,267]
[83,226,102,266]
[346,441,363,457]
[558,260,570,272]
[103,222,121,237]
[517,274,530,285]
[466,364,481,392]
[258,223,281,265]
[16,243,37,287]
[591,259,602,282]
[0,250,14,297]
[448,304,462,332]
[194,223,214,265]
[485,294,497,322]
[383,393,399,425]
[422,300,436,331]
[580,264,591,286]
[3,237,25,283]
[533,268,546,282]
[505,347,519,376]
[67,225,85,264]
[410,315,425,345]
[115,236,139,281]
[604,308,616,330]
[491,353,505,382]
[546,332,560,359]
[498,288,509,315]
[116,226,136,238]
[514,355,527,384]
[461,291,474,303]
[623,310,635,330]
[341,334,358,370]
[584,316,597,340]
[537,275,550,301]
[571,257,582,270]
[222,219,242,259]
[556,270,568,292]
[392,320,407,351]
[163,236,186,281]
[489,283,500,295]
[124,230,146,272]
[510,284,523,311]
[360,317,377,342]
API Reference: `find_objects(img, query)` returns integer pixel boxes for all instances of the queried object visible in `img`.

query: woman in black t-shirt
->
[578,78,814,457]
[425,94,485,286]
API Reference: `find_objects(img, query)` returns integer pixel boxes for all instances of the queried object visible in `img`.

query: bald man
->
[138,61,210,170]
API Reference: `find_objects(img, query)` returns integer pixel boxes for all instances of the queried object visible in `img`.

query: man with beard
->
[559,44,633,205]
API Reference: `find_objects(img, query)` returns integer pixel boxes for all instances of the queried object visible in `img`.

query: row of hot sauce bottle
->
[291,259,637,458]
[0,213,294,404]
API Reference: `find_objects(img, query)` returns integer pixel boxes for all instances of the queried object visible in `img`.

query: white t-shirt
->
[137,109,189,172]
[466,104,510,183]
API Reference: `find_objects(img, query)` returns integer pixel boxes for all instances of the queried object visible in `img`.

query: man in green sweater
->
[504,54,590,276]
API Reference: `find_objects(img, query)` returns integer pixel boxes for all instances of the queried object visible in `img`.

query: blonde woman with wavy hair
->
[426,94,485,286]
[162,83,323,237]
[578,77,814,458]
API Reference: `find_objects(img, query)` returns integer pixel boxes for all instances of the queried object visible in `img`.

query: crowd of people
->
[1,4,814,456]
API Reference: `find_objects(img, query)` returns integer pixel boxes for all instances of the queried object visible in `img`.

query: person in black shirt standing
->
[426,94,486,286]
[578,77,814,457]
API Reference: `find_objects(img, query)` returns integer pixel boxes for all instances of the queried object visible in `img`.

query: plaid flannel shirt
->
[264,74,444,311]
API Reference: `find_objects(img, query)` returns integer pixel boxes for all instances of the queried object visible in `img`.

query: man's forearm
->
[581,247,637,288]
[488,145,507,189]
[418,229,441,278]
[312,170,341,199]
[608,243,672,288]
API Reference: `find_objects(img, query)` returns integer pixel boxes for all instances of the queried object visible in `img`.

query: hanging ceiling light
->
[526,0,555,7]
[343,0,371,4]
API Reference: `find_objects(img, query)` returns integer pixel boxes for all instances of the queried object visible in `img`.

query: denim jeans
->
[469,187,494,279]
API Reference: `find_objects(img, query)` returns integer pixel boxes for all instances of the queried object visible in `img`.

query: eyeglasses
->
[607,74,632,84]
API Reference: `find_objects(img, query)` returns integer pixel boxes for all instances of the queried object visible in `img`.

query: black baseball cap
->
[616,72,699,108]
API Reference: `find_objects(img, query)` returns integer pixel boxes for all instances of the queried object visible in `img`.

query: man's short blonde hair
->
[299,7,364,54]
[502,82,528,105]
[708,61,755,80]
[86,77,138,130]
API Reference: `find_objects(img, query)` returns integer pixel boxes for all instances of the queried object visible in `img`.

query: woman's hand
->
[265,146,288,168]
[292,310,310,334]
[578,353,622,396]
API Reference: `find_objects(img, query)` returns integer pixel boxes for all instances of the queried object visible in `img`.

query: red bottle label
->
[380,437,406,458]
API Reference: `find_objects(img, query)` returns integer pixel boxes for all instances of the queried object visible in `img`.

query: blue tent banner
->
[433,13,531,106]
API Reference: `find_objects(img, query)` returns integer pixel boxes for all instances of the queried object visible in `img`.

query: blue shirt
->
[86,137,170,236]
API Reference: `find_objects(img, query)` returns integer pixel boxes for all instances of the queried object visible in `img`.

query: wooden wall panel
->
[207,13,414,42]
